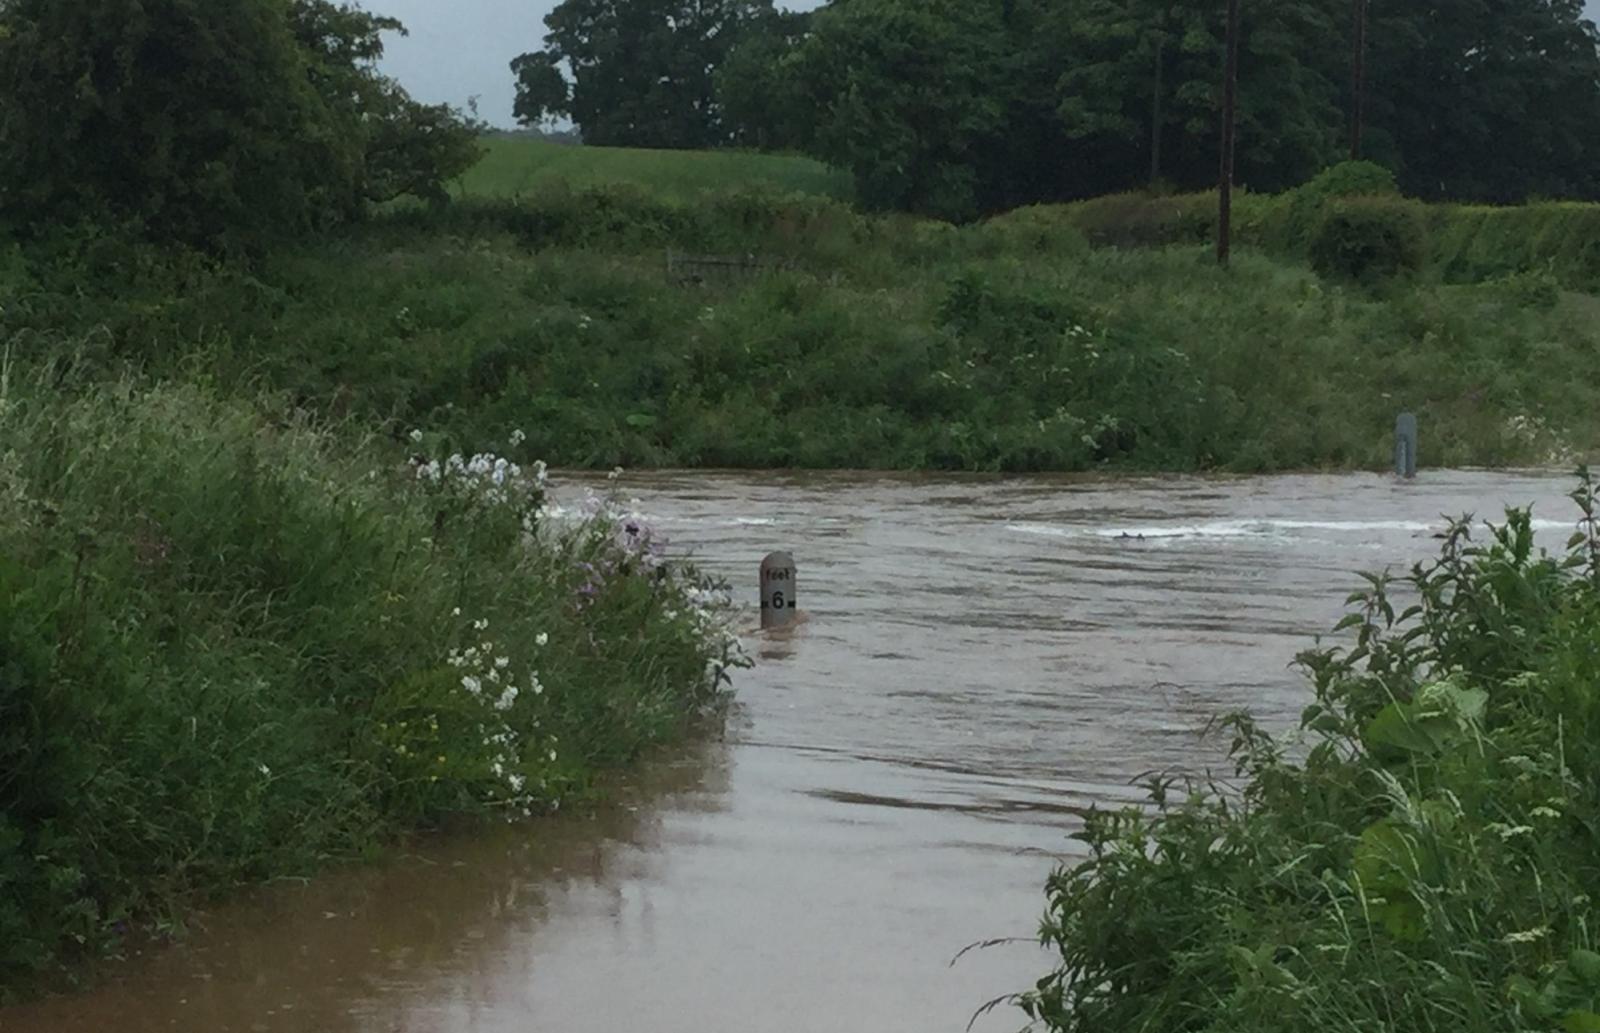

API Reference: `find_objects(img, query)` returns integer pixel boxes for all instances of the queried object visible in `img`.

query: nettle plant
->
[1022,471,1600,1033]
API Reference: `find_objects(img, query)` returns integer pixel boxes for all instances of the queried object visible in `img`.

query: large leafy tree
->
[512,0,778,148]
[1364,0,1600,201]
[292,0,484,206]
[0,0,354,247]
[766,0,1018,220]
[1045,0,1343,195]
[0,0,481,248]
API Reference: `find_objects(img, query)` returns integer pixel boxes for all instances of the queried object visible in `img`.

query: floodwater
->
[2,469,1581,1033]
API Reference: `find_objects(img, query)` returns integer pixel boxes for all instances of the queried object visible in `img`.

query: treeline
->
[512,0,1600,220]
[0,0,482,251]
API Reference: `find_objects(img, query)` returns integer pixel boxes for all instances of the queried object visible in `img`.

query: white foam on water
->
[1007,517,1575,542]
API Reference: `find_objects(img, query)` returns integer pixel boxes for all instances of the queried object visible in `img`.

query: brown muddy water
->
[2,470,1581,1033]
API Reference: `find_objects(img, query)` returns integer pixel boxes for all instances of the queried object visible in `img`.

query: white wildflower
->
[461,675,482,697]
[535,633,549,647]
[257,764,271,777]
[409,429,423,443]
[510,429,527,447]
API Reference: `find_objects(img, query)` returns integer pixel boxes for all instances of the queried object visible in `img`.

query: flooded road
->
[3,470,1580,1033]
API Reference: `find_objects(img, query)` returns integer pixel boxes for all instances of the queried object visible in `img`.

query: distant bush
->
[1060,192,1227,248]
[1431,203,1600,291]
[971,206,1091,258]
[1489,268,1563,310]
[1309,197,1427,283]
[1274,160,1402,252]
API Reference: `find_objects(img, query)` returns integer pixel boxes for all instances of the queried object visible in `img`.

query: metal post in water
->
[760,551,797,629]
[1395,412,1418,479]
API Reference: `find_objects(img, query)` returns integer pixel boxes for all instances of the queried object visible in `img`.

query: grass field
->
[455,136,853,202]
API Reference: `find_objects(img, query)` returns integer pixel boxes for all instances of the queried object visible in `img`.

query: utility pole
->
[1217,0,1240,266]
[1350,0,1368,160]
[1150,33,1165,187]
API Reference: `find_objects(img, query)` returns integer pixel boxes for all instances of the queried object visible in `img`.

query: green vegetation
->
[517,0,1600,217]
[0,356,740,993]
[0,0,480,249]
[512,0,800,150]
[3,0,1599,999]
[457,136,852,202]
[1023,477,1600,1033]
[5,182,1597,475]
[1057,167,1600,291]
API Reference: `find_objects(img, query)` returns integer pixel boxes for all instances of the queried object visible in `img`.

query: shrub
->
[1431,203,1600,291]
[1024,478,1600,1033]
[1275,160,1402,252]
[1309,196,1427,283]
[0,365,741,990]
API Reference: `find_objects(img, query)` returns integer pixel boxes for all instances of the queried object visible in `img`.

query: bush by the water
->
[1308,197,1428,284]
[0,360,741,992]
[1023,477,1600,1033]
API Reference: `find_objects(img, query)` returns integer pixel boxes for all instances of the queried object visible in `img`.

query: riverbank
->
[0,361,742,996]
[1025,476,1600,1033]
[5,184,1598,475]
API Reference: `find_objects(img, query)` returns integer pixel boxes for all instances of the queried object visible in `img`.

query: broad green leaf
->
[1563,1010,1600,1033]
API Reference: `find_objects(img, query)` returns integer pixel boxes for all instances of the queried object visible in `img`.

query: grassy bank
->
[1024,481,1600,1033]
[457,136,853,202]
[6,185,1598,473]
[0,356,741,994]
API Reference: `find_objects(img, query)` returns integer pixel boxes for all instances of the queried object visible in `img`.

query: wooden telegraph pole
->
[1217,0,1241,266]
[1350,0,1368,159]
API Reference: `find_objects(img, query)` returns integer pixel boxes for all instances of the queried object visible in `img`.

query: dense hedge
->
[1048,167,1600,290]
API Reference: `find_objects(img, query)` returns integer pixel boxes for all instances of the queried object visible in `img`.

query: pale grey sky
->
[371,0,1600,130]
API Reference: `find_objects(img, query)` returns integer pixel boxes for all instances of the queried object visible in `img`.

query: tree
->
[512,0,778,149]
[292,0,484,206]
[1364,0,1600,201]
[715,9,813,151]
[769,0,1015,220]
[0,0,482,248]
[1044,0,1344,196]
[0,0,355,247]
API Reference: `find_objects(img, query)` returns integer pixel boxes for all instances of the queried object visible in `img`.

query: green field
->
[455,135,854,202]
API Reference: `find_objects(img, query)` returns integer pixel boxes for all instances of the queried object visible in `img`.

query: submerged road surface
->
[3,469,1579,1033]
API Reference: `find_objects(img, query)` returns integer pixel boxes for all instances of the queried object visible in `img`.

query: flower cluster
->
[445,613,560,817]
[412,451,545,506]
[543,476,747,688]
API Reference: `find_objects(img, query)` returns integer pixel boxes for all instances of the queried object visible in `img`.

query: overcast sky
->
[371,0,1600,130]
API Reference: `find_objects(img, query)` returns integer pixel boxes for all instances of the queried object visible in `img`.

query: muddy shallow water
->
[2,469,1579,1033]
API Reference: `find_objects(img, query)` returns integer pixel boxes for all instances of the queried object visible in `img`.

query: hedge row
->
[1046,170,1600,290]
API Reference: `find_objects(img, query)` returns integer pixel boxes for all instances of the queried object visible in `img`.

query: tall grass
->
[1022,476,1600,1033]
[455,137,854,203]
[0,356,742,993]
[8,186,1594,475]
